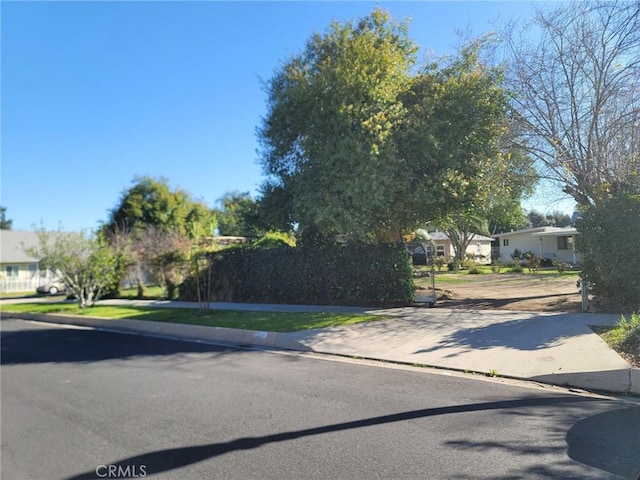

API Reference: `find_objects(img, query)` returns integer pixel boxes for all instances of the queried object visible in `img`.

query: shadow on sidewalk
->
[413,314,594,354]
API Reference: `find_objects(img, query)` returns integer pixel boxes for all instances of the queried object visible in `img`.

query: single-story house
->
[411,231,494,265]
[0,230,59,293]
[493,227,580,265]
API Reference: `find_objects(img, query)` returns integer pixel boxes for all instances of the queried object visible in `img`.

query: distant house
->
[493,227,580,265]
[214,236,251,246]
[0,230,58,294]
[411,231,494,265]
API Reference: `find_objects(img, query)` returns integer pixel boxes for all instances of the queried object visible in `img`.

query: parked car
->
[36,281,66,295]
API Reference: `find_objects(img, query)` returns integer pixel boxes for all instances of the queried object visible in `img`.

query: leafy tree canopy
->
[259,9,523,243]
[526,209,571,228]
[28,230,126,308]
[103,176,214,237]
[215,191,262,238]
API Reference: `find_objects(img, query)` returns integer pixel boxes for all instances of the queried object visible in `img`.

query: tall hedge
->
[576,190,640,311]
[179,242,414,307]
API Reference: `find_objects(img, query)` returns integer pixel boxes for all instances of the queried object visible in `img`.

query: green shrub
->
[468,266,485,274]
[552,258,570,274]
[524,252,541,274]
[576,189,640,311]
[460,256,477,271]
[252,231,296,249]
[605,313,640,353]
[434,255,449,272]
[509,265,524,273]
[490,259,503,273]
[179,242,414,307]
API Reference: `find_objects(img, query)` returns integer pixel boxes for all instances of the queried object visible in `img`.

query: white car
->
[36,281,66,295]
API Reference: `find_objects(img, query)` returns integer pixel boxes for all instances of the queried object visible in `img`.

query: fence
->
[0,278,40,294]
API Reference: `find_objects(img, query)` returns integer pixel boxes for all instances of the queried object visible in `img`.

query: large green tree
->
[104,176,214,237]
[255,181,296,234]
[102,176,214,297]
[215,191,262,238]
[260,9,417,242]
[259,10,514,243]
[434,139,537,268]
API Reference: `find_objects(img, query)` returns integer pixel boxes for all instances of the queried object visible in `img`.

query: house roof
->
[422,231,494,242]
[0,230,41,263]
[531,227,578,237]
[493,227,575,238]
[0,230,77,264]
[467,233,495,242]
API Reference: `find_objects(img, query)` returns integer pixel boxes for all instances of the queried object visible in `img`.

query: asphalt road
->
[2,318,639,480]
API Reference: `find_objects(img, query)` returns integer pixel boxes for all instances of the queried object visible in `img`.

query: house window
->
[29,264,37,278]
[5,265,19,277]
[503,239,510,247]
[436,245,445,256]
[558,236,570,250]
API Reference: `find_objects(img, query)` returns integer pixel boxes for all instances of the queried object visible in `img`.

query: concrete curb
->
[531,369,640,396]
[4,313,313,353]
[630,368,640,396]
[5,312,639,396]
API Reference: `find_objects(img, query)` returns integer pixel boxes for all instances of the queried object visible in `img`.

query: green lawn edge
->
[1,302,383,333]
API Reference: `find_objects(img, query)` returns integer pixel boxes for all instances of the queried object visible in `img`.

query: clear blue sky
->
[2,1,573,232]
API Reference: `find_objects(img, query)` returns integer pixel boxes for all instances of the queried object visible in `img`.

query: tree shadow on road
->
[62,396,603,480]
[0,320,238,365]
[566,405,640,479]
[445,403,640,480]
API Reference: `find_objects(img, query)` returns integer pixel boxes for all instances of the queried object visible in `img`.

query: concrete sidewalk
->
[2,298,638,395]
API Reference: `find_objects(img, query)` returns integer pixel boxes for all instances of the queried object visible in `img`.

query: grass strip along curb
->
[0,303,382,332]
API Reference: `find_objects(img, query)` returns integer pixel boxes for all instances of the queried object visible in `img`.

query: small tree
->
[28,230,121,308]
[435,212,489,272]
[188,217,219,313]
[524,252,541,274]
[139,226,191,299]
[0,206,12,230]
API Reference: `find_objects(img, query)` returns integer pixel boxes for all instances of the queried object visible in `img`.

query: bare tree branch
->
[504,0,640,206]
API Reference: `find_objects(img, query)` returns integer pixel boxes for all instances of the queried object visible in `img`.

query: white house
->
[494,227,580,265]
[413,231,495,264]
[0,230,58,294]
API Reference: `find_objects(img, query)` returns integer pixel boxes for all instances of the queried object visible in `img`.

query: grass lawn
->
[429,274,476,285]
[1,302,382,332]
[592,313,640,368]
[118,285,166,300]
[0,291,38,299]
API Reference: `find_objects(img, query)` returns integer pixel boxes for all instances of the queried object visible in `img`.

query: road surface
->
[2,318,639,479]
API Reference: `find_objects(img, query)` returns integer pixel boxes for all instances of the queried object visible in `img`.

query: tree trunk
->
[136,264,146,299]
